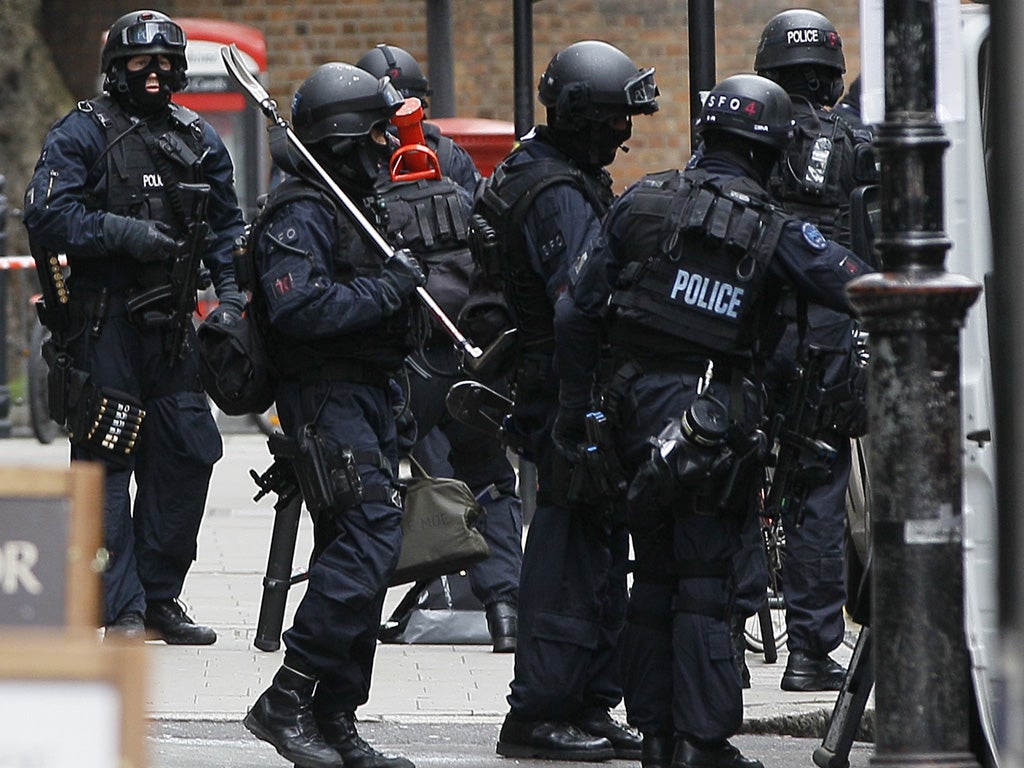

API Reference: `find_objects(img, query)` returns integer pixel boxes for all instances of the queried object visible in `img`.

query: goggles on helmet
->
[119,20,186,49]
[624,68,659,111]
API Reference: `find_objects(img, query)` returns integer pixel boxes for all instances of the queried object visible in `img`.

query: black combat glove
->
[103,214,179,263]
[552,406,588,462]
[206,291,246,327]
[378,248,426,317]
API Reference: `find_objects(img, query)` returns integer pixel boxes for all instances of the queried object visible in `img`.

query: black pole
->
[425,0,455,117]
[687,0,716,152]
[988,3,1024,760]
[0,176,11,439]
[512,0,535,138]
[846,2,981,768]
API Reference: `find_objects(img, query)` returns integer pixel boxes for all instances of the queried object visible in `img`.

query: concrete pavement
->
[0,425,870,742]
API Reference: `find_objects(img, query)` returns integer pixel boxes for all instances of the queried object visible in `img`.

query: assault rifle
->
[166,182,213,360]
[763,343,838,526]
[123,182,213,361]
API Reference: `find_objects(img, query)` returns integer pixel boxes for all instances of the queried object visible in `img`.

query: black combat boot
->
[642,733,675,768]
[672,737,764,768]
[243,666,344,768]
[780,650,845,692]
[485,601,517,653]
[145,599,217,645]
[496,713,615,761]
[317,711,415,768]
[573,709,643,760]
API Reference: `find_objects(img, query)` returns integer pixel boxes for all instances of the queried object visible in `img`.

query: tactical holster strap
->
[361,485,395,503]
[351,449,394,481]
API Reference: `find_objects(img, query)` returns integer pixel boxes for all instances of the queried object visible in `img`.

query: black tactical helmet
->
[538,40,659,129]
[754,9,846,75]
[101,10,187,79]
[694,74,795,151]
[356,44,432,100]
[291,62,405,146]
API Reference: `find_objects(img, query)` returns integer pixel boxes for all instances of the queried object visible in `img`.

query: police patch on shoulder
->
[272,272,294,297]
[540,232,566,260]
[801,222,828,251]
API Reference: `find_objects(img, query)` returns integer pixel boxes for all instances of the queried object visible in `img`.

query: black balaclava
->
[545,108,632,170]
[703,131,780,187]
[112,56,179,115]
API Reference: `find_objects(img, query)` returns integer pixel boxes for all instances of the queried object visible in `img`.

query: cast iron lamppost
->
[846,2,981,767]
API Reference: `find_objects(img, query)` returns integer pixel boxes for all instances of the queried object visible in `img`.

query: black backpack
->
[197,297,278,416]
[197,218,279,416]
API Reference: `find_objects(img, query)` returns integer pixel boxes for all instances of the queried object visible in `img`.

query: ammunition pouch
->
[41,340,145,466]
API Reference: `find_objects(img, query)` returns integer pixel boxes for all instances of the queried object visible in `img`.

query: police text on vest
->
[669,269,744,318]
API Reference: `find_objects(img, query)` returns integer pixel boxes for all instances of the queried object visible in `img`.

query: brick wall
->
[42,0,859,189]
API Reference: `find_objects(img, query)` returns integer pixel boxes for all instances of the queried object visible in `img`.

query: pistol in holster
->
[283,425,364,516]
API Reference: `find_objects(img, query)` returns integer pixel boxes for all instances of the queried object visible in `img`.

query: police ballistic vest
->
[769,105,876,247]
[608,169,789,362]
[473,152,614,354]
[368,174,473,343]
[81,95,206,230]
[78,95,207,291]
[248,177,412,377]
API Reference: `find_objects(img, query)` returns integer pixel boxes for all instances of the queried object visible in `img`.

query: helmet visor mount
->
[119,20,185,49]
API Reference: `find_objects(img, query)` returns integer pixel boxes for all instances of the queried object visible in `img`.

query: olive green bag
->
[390,457,491,586]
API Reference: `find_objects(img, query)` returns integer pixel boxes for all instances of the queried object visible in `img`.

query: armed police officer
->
[22,10,246,644]
[356,43,482,195]
[240,62,419,768]
[358,42,522,653]
[472,40,658,762]
[553,74,873,768]
[753,8,876,691]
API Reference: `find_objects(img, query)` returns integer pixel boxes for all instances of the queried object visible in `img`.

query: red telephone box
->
[173,19,269,220]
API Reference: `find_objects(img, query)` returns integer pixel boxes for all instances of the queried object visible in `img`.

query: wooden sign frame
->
[0,462,104,629]
[0,631,147,767]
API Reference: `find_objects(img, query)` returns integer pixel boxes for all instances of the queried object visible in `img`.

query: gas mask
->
[321,130,395,192]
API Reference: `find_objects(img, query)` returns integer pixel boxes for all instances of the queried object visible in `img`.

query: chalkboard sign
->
[0,463,104,629]
[0,632,146,767]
